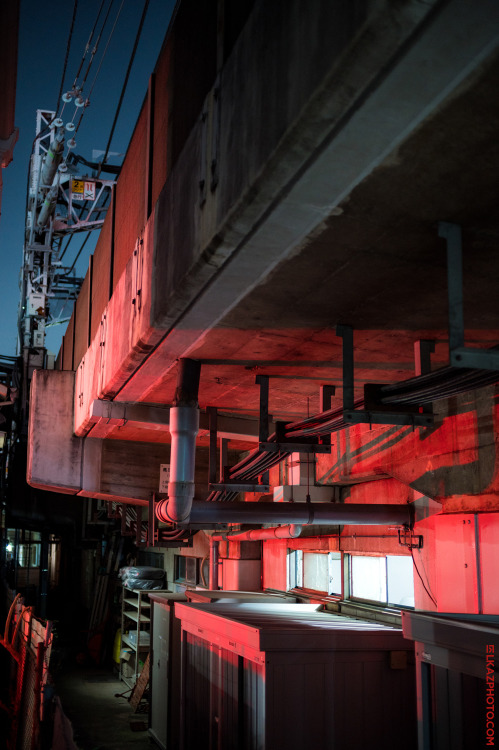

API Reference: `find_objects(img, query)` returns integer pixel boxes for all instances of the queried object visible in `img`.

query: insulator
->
[36,185,58,229]
[66,122,75,133]
[40,130,65,186]
[75,96,85,108]
[62,92,73,103]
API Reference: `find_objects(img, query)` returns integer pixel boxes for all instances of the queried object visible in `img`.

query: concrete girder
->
[117,0,499,404]
[87,399,262,441]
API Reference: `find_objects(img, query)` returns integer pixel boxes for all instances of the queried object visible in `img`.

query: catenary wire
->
[54,0,79,116]
[59,0,150,265]
[71,0,107,89]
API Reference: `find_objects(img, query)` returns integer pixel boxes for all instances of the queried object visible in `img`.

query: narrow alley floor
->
[54,666,155,750]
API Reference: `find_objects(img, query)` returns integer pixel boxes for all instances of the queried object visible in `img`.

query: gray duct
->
[209,537,219,590]
[187,501,413,527]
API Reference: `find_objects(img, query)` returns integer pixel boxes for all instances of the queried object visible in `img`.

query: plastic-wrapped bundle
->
[119,566,166,580]
[123,578,166,590]
[119,565,166,590]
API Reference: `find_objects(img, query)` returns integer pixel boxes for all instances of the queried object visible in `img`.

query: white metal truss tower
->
[19,109,115,429]
[20,109,115,353]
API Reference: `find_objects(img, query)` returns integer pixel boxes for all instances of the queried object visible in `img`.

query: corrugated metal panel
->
[218,647,239,750]
[242,658,264,750]
[176,602,408,654]
[183,633,212,750]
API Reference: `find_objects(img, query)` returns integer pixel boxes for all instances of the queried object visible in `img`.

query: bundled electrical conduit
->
[156,356,498,528]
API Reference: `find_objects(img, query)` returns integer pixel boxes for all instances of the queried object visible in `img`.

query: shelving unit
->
[119,588,155,688]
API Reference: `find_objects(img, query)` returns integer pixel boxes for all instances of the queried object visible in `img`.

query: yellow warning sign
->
[72,179,95,201]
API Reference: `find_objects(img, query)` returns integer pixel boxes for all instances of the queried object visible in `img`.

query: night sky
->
[0,0,175,356]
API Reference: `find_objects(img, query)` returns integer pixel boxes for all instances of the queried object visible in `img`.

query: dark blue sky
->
[0,0,175,356]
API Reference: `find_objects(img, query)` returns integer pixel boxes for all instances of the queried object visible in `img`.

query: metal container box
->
[175,602,417,750]
[148,592,187,750]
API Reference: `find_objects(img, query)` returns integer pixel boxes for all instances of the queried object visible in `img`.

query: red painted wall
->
[479,514,499,613]
[262,539,287,591]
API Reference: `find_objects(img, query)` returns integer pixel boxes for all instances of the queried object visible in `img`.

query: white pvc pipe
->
[165,405,199,522]
[221,524,303,541]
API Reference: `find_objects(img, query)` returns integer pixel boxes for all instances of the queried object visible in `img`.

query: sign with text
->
[71,179,96,201]
[159,464,170,493]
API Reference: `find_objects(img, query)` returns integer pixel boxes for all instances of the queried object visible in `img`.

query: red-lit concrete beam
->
[115,0,499,406]
[87,399,262,441]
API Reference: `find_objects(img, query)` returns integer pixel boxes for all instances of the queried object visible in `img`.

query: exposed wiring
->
[67,232,91,273]
[72,0,107,89]
[200,554,209,587]
[59,0,149,267]
[78,0,115,92]
[54,0,79,116]
[410,544,437,607]
[95,0,150,179]
[84,0,125,106]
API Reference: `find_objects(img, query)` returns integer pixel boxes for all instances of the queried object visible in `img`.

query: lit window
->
[287,551,342,596]
[350,555,414,607]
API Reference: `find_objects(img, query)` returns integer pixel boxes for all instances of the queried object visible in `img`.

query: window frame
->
[287,549,343,598]
[286,549,415,611]
[348,553,415,609]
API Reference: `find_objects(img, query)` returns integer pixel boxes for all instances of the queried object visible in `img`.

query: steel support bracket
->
[259,420,331,454]
[398,527,423,549]
[439,221,499,370]
[336,324,433,427]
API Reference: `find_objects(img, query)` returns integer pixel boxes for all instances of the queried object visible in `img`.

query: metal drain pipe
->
[214,524,303,541]
[209,537,220,590]
[187,501,413,527]
[156,359,200,523]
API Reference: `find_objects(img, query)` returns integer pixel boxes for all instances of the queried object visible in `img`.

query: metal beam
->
[336,327,433,427]
[89,399,263,441]
[439,221,499,370]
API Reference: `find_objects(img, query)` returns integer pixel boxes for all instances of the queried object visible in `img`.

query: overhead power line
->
[54,0,79,118]
[96,0,150,177]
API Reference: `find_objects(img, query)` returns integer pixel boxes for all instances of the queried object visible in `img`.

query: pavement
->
[54,666,154,750]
